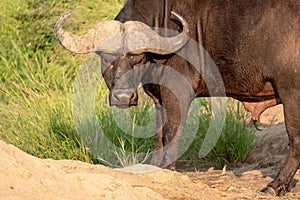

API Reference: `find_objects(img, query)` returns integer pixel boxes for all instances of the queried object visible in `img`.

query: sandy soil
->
[1,104,300,200]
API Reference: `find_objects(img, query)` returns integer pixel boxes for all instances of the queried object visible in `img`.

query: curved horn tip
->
[170,11,190,37]
[56,10,75,25]
[62,10,75,18]
[54,10,75,35]
[170,11,183,22]
[170,11,178,17]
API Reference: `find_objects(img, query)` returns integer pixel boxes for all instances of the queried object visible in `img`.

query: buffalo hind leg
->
[262,92,300,195]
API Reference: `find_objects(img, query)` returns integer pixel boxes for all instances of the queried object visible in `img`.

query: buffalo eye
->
[127,53,145,65]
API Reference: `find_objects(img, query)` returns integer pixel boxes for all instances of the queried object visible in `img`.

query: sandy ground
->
[2,104,300,200]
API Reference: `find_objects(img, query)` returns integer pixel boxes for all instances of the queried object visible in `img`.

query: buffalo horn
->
[54,11,190,55]
[54,10,123,54]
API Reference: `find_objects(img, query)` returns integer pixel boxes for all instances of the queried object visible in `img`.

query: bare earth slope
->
[1,105,300,200]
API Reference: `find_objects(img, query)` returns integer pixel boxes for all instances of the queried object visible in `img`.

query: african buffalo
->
[55,0,300,195]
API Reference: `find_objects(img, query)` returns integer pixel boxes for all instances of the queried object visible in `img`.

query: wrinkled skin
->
[55,0,300,195]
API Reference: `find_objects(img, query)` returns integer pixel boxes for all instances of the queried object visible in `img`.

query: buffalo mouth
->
[109,89,138,109]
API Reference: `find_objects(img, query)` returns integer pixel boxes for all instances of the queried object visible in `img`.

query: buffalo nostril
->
[113,91,132,101]
[112,90,134,104]
[110,89,138,107]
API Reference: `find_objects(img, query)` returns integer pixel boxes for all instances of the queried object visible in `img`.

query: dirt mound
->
[2,104,300,199]
[0,140,255,200]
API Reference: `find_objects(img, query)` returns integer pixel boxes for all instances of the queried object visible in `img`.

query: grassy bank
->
[0,0,124,163]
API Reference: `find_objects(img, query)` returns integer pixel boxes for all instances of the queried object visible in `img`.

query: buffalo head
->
[55,11,190,108]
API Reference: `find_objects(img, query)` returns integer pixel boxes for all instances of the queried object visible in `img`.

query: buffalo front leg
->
[159,86,193,170]
[151,104,165,167]
[262,93,300,195]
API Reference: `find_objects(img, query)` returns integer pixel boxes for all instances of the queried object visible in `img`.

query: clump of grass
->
[112,114,152,167]
[94,89,156,167]
[183,99,257,166]
[207,101,257,165]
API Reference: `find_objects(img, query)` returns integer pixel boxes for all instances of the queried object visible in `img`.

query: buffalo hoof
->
[261,187,276,195]
[261,185,289,196]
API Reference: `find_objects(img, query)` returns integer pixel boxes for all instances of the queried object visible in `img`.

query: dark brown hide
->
[113,0,300,195]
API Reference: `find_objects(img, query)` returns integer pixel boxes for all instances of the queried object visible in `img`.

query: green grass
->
[0,0,257,168]
[181,99,257,166]
[0,0,124,163]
